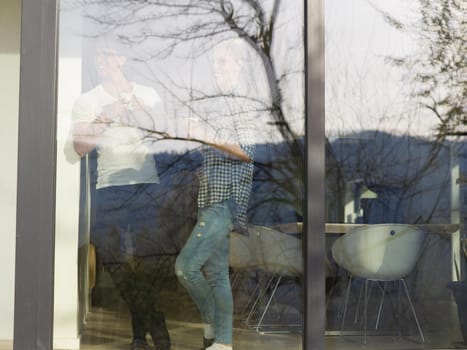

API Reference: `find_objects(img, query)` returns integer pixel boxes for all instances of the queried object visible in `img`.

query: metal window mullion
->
[305,0,325,349]
[14,0,59,349]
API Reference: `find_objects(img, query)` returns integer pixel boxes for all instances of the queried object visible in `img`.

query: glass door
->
[324,0,466,348]
[54,1,306,349]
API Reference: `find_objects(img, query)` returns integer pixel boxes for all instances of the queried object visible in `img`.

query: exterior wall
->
[0,0,21,341]
[0,2,84,347]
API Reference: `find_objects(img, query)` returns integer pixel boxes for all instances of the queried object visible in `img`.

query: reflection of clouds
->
[325,0,450,138]
[61,0,305,150]
[211,45,243,93]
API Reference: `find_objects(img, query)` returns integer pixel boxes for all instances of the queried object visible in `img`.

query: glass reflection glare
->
[57,1,305,349]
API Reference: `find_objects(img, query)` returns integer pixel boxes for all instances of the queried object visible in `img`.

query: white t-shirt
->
[72,83,164,189]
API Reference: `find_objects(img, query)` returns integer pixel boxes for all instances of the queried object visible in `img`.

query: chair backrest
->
[331,224,425,280]
[229,231,258,270]
[251,225,303,276]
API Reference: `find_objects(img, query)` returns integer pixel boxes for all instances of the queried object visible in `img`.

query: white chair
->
[243,225,303,333]
[229,231,258,292]
[331,224,425,343]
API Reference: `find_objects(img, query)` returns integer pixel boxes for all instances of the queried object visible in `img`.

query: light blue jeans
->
[175,199,235,344]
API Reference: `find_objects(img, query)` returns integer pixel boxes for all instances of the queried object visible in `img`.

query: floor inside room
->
[78,308,302,350]
[72,260,466,350]
[75,307,465,350]
[75,280,465,350]
[0,306,464,350]
[3,259,464,350]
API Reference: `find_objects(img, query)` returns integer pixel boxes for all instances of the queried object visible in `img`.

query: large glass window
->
[55,1,305,349]
[325,0,466,349]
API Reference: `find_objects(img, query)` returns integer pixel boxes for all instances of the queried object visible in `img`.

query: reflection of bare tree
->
[76,0,299,132]
[324,1,464,224]
[72,0,305,217]
[375,0,466,138]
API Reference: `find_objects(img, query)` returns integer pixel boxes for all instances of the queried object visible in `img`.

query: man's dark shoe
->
[203,337,215,349]
[148,312,171,350]
[154,342,170,350]
[130,339,151,350]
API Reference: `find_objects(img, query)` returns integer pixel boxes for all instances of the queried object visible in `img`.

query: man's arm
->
[72,119,107,157]
[121,88,170,141]
[187,118,253,163]
[205,141,251,162]
[72,100,125,157]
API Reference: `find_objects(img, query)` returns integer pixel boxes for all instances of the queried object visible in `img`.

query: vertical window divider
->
[305,0,326,349]
[14,0,59,349]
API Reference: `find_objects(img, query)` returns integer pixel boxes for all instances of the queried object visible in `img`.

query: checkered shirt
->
[197,115,255,231]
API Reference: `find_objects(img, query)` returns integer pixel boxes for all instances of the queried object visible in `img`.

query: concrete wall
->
[0,0,21,341]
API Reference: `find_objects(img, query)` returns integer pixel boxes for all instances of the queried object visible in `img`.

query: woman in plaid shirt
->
[175,39,256,350]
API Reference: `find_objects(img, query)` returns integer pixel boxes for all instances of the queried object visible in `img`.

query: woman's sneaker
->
[203,337,215,349]
[206,343,232,350]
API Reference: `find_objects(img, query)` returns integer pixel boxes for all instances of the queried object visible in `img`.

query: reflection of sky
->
[325,0,440,138]
[59,0,449,147]
[57,0,305,153]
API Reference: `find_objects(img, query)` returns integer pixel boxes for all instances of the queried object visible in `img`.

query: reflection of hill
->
[249,141,304,225]
[152,140,304,229]
[327,130,466,225]
[86,131,465,249]
[86,140,304,253]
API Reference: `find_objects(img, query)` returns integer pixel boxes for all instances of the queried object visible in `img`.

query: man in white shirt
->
[72,42,170,350]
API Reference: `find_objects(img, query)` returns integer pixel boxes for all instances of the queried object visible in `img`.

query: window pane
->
[325,0,466,349]
[55,1,305,349]
[0,1,21,349]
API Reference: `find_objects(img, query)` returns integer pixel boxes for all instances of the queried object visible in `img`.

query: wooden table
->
[324,223,460,236]
[274,222,460,236]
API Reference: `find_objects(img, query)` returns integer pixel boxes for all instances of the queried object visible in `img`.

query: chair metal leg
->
[326,274,338,310]
[401,278,425,343]
[375,282,387,330]
[356,281,376,326]
[353,281,364,324]
[230,270,241,290]
[398,279,402,337]
[256,276,282,333]
[363,279,368,345]
[337,277,423,344]
[241,273,261,316]
[245,274,275,326]
[340,275,353,336]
